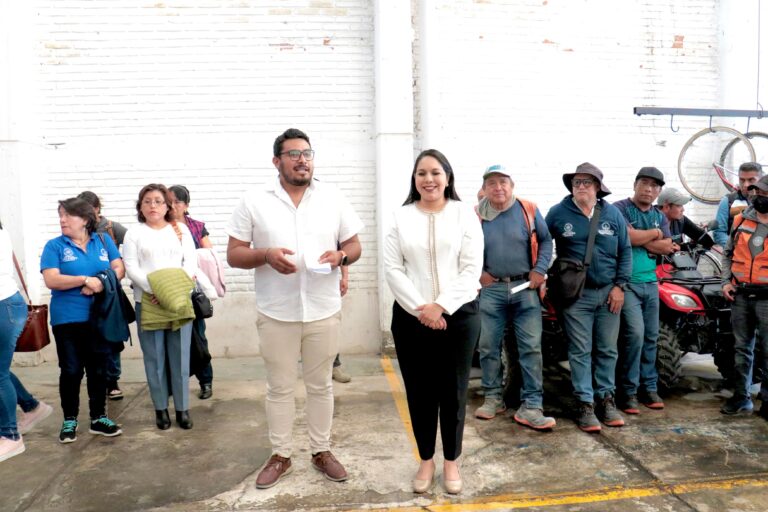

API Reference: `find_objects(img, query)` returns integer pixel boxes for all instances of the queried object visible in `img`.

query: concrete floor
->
[3,354,768,512]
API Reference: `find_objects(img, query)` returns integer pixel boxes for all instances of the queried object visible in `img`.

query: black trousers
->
[391,300,480,461]
[52,321,110,420]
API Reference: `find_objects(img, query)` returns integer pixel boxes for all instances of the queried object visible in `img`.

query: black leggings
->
[391,300,479,461]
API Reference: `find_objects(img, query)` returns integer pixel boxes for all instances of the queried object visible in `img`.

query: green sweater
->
[141,268,195,331]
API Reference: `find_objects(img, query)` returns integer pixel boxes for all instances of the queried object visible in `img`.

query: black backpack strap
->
[583,201,603,267]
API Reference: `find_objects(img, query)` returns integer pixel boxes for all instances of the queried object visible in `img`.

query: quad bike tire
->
[656,325,684,394]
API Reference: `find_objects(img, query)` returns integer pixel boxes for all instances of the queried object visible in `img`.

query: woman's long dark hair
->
[402,149,461,205]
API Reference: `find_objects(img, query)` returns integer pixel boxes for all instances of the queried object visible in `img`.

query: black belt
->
[497,273,529,283]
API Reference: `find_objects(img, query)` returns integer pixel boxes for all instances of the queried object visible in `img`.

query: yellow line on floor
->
[351,473,768,511]
[380,355,420,461]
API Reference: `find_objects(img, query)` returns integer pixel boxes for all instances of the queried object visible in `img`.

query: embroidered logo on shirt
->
[562,223,575,237]
[62,248,77,262]
[753,236,765,247]
[99,248,109,261]
[598,222,615,236]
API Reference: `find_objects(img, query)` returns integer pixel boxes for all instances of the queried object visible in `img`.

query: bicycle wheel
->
[719,131,768,173]
[678,126,755,204]
[695,250,722,277]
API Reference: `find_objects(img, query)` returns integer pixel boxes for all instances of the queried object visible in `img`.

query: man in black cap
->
[613,168,675,415]
[545,163,632,432]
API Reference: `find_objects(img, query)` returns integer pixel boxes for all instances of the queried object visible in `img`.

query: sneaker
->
[618,395,640,415]
[720,395,754,415]
[596,396,625,427]
[332,366,352,383]
[475,396,506,420]
[311,451,348,482]
[18,401,54,434]
[107,382,124,401]
[514,404,556,430]
[89,416,122,437]
[576,402,601,433]
[59,419,78,444]
[0,436,25,463]
[639,390,664,410]
[255,454,293,489]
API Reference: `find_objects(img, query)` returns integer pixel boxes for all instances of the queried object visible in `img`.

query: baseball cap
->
[636,166,666,186]
[483,164,511,180]
[657,187,691,206]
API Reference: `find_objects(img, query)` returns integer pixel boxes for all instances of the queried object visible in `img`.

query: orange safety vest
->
[730,214,768,285]
[476,197,540,269]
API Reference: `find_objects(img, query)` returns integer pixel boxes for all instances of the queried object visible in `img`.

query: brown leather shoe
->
[255,455,293,489]
[311,451,348,482]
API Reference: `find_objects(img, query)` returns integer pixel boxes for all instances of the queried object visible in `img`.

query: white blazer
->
[384,200,483,317]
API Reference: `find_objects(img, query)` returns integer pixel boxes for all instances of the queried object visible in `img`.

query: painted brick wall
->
[412,0,768,221]
[34,0,377,295]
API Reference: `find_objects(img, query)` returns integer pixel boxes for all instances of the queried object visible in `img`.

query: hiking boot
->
[514,404,556,430]
[332,366,351,383]
[59,419,78,444]
[597,396,625,427]
[89,416,122,437]
[18,401,53,434]
[107,382,124,401]
[475,396,506,420]
[0,436,25,463]
[618,395,640,415]
[576,402,601,433]
[720,395,753,415]
[311,451,348,482]
[256,454,293,489]
[639,390,664,410]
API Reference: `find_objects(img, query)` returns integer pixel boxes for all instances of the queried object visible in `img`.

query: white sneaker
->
[18,401,54,434]
[0,436,25,463]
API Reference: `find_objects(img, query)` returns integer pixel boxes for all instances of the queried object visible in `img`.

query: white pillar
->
[418,0,438,149]
[374,0,414,343]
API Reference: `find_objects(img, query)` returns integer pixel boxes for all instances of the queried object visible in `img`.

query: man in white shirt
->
[226,128,363,489]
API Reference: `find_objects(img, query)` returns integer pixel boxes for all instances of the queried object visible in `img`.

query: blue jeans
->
[561,285,621,403]
[11,372,38,412]
[731,293,768,401]
[1,292,28,439]
[105,346,122,386]
[136,304,192,412]
[618,282,660,396]
[478,283,544,408]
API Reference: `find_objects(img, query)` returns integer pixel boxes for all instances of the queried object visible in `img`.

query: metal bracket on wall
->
[633,107,765,118]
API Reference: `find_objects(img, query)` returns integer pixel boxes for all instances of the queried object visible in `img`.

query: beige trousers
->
[257,311,341,458]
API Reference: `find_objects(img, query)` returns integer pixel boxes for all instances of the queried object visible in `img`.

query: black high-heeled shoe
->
[155,409,171,430]
[176,410,193,430]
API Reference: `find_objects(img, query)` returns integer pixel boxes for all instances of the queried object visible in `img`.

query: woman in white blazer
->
[384,149,483,495]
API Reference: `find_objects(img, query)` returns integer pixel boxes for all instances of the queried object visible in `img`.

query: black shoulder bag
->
[547,202,602,310]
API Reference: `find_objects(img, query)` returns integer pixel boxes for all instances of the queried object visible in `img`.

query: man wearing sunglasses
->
[226,128,363,489]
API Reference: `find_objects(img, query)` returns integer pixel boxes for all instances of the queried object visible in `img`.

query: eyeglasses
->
[142,199,166,206]
[279,149,315,161]
[572,179,597,188]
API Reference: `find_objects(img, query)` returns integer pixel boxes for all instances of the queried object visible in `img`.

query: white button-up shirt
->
[384,200,483,317]
[226,177,363,323]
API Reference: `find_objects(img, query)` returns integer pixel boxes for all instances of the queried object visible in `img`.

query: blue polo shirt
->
[40,233,121,326]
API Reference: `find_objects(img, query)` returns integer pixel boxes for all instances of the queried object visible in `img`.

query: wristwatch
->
[339,250,349,266]
[614,282,627,291]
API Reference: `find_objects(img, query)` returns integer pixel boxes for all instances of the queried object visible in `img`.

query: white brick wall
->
[5,0,768,357]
